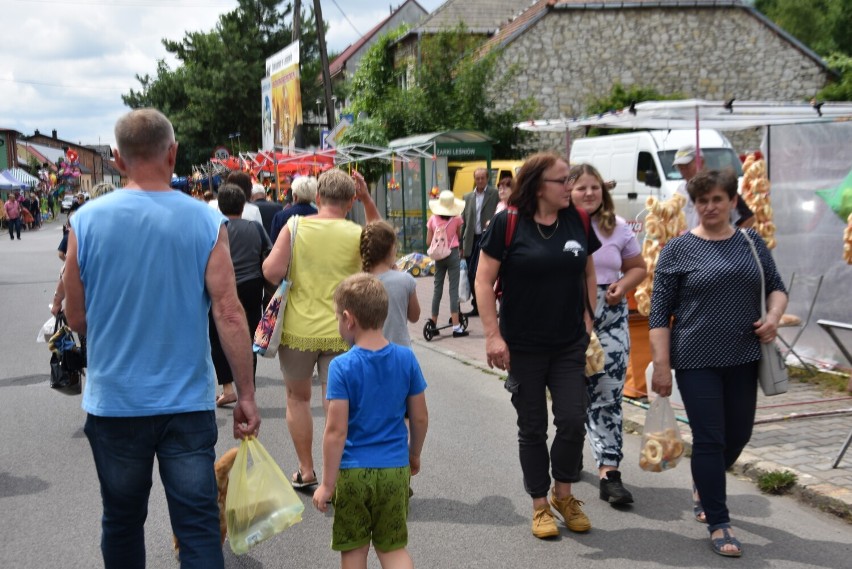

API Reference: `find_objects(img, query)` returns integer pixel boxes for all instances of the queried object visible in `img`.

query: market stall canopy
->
[2,168,38,187]
[389,130,493,160]
[516,99,852,132]
[0,170,27,190]
[252,149,335,175]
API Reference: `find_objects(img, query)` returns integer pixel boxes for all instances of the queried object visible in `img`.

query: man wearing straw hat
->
[461,168,499,316]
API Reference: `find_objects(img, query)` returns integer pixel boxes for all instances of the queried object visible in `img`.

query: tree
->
[755,0,851,56]
[345,25,537,158]
[123,0,326,173]
[337,117,389,184]
[819,53,852,101]
[754,0,852,101]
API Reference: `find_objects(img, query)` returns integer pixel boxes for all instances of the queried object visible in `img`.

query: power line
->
[329,0,362,37]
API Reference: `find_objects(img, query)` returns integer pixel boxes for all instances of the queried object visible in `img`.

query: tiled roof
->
[330,14,397,77]
[417,0,534,34]
[330,0,428,77]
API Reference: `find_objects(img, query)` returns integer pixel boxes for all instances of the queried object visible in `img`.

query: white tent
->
[4,168,39,187]
[0,170,27,191]
[516,99,852,132]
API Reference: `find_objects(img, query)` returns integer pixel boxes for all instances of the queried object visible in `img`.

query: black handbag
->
[48,313,84,395]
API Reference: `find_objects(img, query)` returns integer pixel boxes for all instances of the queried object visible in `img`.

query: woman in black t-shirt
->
[475,152,601,539]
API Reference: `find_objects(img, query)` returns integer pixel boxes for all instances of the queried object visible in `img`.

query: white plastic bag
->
[458,259,471,302]
[639,397,685,472]
[37,315,56,344]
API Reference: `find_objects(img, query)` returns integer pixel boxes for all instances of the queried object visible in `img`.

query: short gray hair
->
[292,176,317,203]
[317,169,354,206]
[114,108,175,164]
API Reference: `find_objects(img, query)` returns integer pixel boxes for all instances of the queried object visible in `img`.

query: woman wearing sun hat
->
[426,190,468,337]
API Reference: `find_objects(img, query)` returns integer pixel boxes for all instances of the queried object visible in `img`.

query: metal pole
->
[293,0,301,42]
[313,0,335,131]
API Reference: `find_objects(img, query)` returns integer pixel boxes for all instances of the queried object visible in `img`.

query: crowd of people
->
[52,107,786,568]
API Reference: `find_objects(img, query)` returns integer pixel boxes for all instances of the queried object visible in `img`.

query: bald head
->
[114,108,175,165]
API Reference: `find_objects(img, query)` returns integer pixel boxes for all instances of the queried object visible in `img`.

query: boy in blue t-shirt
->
[313,273,428,568]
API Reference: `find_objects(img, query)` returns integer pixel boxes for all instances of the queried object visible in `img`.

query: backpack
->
[427,219,452,260]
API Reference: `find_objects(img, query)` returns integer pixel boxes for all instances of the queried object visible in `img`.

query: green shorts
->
[332,466,410,552]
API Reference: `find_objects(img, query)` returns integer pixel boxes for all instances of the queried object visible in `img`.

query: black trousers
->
[466,234,482,309]
[507,335,590,499]
[209,277,264,385]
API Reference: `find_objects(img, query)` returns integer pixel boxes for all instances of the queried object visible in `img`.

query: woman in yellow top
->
[263,168,380,487]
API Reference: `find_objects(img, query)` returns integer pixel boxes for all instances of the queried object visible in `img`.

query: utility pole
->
[293,0,300,42]
[314,0,335,130]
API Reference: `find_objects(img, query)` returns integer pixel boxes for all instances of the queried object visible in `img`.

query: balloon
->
[66,149,79,162]
[50,173,57,184]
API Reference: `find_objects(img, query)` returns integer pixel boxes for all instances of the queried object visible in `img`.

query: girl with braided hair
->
[360,220,420,346]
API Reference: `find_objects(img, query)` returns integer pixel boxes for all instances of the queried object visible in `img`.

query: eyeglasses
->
[543,177,571,186]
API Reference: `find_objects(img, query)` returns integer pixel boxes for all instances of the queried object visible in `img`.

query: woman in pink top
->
[426,191,468,337]
[570,164,646,506]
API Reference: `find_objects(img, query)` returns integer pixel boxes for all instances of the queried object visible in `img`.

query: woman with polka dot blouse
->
[649,169,787,558]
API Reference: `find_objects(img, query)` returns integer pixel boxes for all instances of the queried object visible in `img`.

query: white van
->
[569,129,744,229]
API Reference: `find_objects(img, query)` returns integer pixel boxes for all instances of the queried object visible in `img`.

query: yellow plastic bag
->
[225,437,305,554]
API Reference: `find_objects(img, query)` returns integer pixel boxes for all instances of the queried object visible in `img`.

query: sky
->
[0,0,445,150]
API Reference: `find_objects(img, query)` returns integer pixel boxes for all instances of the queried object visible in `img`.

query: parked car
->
[60,192,90,214]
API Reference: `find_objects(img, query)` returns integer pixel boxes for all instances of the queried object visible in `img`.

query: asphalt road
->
[2,222,851,568]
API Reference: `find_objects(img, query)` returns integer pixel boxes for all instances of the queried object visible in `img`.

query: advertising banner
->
[261,77,273,151]
[265,41,302,149]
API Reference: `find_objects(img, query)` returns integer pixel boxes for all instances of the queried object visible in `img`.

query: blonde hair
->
[90,182,115,199]
[292,176,318,203]
[317,169,355,207]
[360,221,397,273]
[569,163,615,236]
[334,273,388,331]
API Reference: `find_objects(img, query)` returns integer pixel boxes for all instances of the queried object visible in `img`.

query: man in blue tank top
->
[63,108,261,569]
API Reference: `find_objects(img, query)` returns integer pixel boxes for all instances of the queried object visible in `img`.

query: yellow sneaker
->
[550,491,591,532]
[532,505,559,539]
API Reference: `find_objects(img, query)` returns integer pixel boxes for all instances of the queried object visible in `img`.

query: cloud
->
[1,0,442,148]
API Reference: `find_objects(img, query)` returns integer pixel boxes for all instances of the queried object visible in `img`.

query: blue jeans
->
[676,362,758,531]
[84,411,223,569]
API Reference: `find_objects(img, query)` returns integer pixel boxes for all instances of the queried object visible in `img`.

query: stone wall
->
[497,6,830,153]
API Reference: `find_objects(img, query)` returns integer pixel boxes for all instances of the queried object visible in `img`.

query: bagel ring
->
[643,439,664,465]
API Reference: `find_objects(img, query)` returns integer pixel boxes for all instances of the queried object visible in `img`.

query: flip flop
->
[711,527,743,557]
[291,469,318,489]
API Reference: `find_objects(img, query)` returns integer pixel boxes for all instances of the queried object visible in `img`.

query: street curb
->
[620,416,852,524]
[413,338,852,524]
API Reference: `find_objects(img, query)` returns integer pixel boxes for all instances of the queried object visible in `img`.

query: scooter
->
[422,315,469,342]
